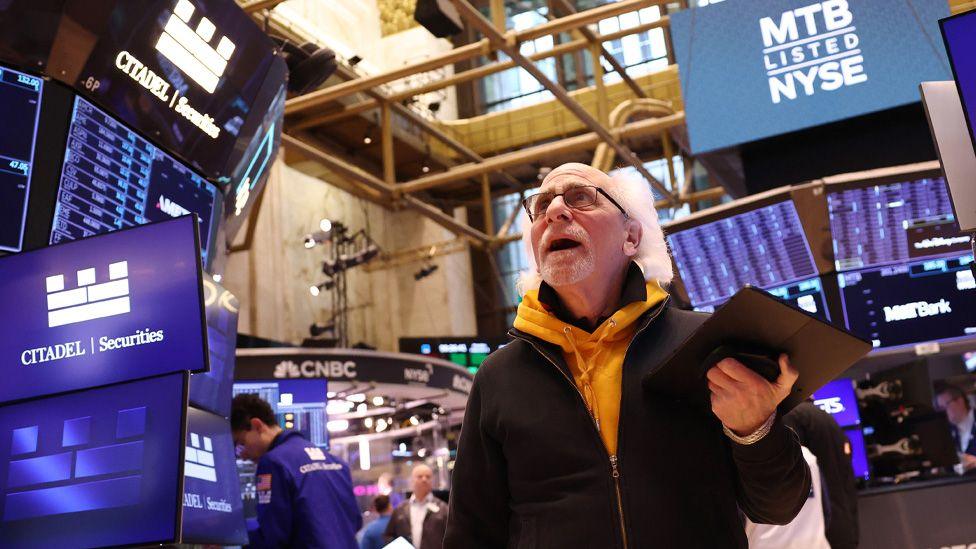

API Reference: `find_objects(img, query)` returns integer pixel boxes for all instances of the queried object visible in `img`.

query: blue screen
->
[844,427,870,480]
[189,275,240,417]
[0,373,186,547]
[943,11,976,153]
[0,216,208,404]
[670,0,951,153]
[839,254,976,350]
[233,381,329,448]
[0,64,42,253]
[668,200,819,309]
[812,378,860,427]
[50,96,219,266]
[183,406,248,545]
[828,176,966,272]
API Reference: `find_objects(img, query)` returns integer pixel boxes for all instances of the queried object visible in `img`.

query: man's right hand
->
[961,453,976,472]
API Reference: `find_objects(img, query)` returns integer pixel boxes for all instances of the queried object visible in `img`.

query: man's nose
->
[544,195,573,223]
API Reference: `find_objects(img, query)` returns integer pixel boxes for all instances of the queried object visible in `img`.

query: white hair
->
[516,168,673,296]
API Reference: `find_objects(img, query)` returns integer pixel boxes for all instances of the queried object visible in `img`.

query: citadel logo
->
[46,261,130,328]
[883,299,952,323]
[760,0,867,104]
[155,0,236,94]
[157,195,190,217]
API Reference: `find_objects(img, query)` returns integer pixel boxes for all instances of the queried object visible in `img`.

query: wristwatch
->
[723,411,777,445]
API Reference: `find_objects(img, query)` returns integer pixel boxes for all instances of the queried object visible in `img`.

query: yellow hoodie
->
[513,278,668,455]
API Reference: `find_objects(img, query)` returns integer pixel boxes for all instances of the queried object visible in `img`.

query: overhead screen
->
[232,380,329,449]
[189,275,240,418]
[667,199,831,321]
[0,373,187,547]
[942,11,976,154]
[51,96,220,266]
[0,64,42,253]
[670,0,951,153]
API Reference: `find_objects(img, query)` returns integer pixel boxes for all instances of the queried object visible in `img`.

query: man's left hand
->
[707,354,798,436]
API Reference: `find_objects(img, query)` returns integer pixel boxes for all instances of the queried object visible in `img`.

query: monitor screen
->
[942,11,976,155]
[51,96,219,267]
[399,337,510,375]
[232,380,329,448]
[812,378,860,428]
[0,64,43,253]
[844,427,870,481]
[182,406,248,546]
[189,275,240,417]
[838,253,976,350]
[668,200,819,310]
[827,176,967,272]
[0,372,187,547]
[0,216,208,404]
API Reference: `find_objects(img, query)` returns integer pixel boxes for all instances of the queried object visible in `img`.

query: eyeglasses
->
[522,185,629,221]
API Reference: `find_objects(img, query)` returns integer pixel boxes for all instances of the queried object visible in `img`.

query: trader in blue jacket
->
[232,393,362,548]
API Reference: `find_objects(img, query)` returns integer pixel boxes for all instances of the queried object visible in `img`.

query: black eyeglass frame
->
[523,185,630,221]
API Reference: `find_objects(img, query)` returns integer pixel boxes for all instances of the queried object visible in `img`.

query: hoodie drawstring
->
[562,320,616,432]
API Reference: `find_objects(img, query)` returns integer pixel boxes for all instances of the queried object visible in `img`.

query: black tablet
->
[643,286,873,412]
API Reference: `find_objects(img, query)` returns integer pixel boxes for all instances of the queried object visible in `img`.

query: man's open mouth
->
[548,238,582,252]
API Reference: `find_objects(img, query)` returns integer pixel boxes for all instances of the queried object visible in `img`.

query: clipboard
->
[642,286,873,412]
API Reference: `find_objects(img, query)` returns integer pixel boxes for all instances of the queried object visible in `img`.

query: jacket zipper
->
[511,297,667,549]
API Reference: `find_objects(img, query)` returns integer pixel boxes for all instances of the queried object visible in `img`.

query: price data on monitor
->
[668,201,818,308]
[0,65,42,253]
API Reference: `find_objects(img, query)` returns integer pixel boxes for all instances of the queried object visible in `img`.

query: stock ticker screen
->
[51,96,219,265]
[838,254,976,350]
[0,64,42,253]
[232,380,329,448]
[827,177,968,272]
[668,201,823,314]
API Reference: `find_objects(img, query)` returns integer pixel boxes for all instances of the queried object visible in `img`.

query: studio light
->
[414,263,439,281]
[271,37,338,94]
[309,322,335,337]
[309,279,335,296]
[303,220,346,249]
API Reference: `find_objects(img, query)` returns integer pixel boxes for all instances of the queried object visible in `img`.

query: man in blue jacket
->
[232,393,362,548]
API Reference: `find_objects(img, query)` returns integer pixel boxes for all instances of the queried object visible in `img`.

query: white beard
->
[540,246,596,287]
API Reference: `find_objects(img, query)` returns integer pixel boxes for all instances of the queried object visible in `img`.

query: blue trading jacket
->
[249,430,362,548]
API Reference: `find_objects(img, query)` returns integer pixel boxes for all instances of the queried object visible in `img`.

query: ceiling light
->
[327,419,350,432]
[376,419,389,432]
[372,396,385,406]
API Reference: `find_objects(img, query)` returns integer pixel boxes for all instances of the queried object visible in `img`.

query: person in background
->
[231,393,362,548]
[784,399,860,549]
[935,384,976,473]
[385,464,449,549]
[360,495,394,549]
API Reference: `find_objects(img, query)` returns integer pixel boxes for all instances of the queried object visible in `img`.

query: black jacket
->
[383,495,449,549]
[784,401,860,549]
[444,301,811,548]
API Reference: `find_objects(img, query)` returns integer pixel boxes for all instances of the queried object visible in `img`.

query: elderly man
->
[444,163,811,548]
[385,464,449,549]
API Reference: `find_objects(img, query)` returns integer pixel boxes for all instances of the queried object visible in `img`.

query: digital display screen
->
[668,201,818,309]
[51,96,219,266]
[0,216,208,404]
[670,0,951,153]
[182,406,248,546]
[839,254,976,350]
[0,373,187,547]
[0,65,42,253]
[828,176,967,272]
[399,337,509,375]
[844,427,870,480]
[812,378,860,428]
[189,275,239,417]
[942,11,976,153]
[232,380,329,448]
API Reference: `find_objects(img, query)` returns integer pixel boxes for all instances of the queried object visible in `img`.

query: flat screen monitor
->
[0,372,187,547]
[50,96,220,267]
[812,378,861,428]
[941,11,976,157]
[667,199,822,312]
[232,380,329,448]
[827,175,967,272]
[0,216,208,404]
[182,406,248,546]
[920,81,976,233]
[399,336,510,375]
[838,254,976,351]
[844,427,870,481]
[0,64,43,253]
[189,275,240,417]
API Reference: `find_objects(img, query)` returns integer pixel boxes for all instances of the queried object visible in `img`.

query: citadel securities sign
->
[669,0,951,153]
[235,348,474,396]
[0,216,208,404]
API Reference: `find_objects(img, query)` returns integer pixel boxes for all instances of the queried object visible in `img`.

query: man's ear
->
[623,219,642,257]
[250,417,265,433]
